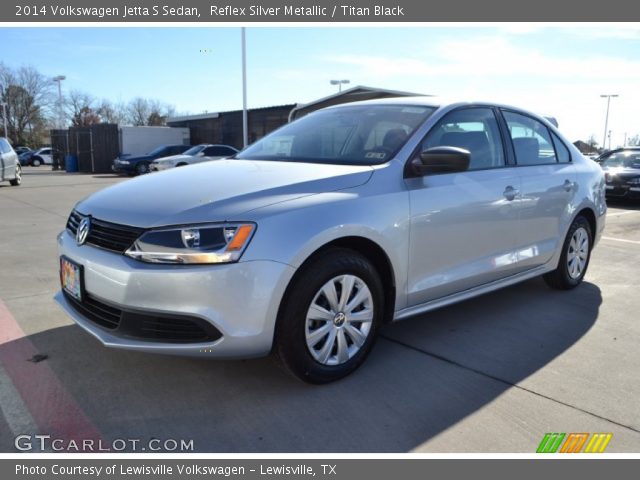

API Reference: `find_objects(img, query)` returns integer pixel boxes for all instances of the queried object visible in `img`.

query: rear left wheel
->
[275,248,384,384]
[544,216,592,290]
[9,165,22,186]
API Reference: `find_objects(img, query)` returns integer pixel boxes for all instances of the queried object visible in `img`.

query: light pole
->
[330,79,350,92]
[0,102,7,139]
[241,28,248,148]
[52,75,66,129]
[600,94,618,152]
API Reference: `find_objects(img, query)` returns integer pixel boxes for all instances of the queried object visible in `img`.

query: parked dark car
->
[19,150,34,166]
[598,148,640,199]
[13,146,31,155]
[112,144,191,175]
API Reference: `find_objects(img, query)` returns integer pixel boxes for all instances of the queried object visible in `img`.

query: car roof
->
[324,96,557,125]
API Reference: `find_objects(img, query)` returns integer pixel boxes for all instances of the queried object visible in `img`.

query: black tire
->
[544,216,592,290]
[9,165,21,186]
[275,248,384,384]
[176,163,187,167]
[135,162,150,175]
[31,157,42,167]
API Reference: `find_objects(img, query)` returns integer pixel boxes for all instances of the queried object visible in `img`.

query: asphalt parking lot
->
[0,167,639,453]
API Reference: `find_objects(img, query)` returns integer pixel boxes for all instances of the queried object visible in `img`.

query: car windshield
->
[236,104,436,165]
[148,146,169,156]
[183,145,207,156]
[602,151,640,169]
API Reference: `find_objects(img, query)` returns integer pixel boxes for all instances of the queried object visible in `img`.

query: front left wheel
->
[135,162,150,175]
[275,248,384,384]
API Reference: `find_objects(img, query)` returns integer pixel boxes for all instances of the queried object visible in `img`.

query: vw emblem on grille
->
[76,217,91,246]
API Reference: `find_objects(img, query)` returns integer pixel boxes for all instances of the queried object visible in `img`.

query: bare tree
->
[587,134,599,152]
[128,97,150,126]
[96,99,129,125]
[127,97,176,126]
[66,89,98,127]
[0,62,55,145]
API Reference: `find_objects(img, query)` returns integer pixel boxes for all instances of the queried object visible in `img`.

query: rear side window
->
[420,107,505,170]
[503,111,557,165]
[551,132,572,163]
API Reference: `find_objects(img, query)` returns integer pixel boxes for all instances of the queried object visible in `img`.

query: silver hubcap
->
[567,227,589,279]
[15,166,21,182]
[305,274,374,366]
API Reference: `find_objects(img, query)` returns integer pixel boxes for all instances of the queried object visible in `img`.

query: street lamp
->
[241,28,248,149]
[52,75,66,129]
[0,102,7,139]
[330,79,350,93]
[600,94,618,152]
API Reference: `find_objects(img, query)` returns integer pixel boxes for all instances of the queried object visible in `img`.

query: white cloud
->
[322,34,640,144]
[326,36,640,81]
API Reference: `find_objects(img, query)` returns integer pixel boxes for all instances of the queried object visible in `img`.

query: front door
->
[405,107,521,306]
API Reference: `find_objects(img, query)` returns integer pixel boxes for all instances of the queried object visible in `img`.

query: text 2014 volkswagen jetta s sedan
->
[55,98,606,383]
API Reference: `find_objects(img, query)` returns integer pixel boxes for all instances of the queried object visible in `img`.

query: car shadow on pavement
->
[606,199,640,210]
[3,278,601,453]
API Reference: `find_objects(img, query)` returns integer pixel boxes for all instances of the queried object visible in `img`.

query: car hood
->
[153,154,191,164]
[118,154,152,162]
[76,159,374,227]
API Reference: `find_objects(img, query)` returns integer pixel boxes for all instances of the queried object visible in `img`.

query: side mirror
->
[411,146,470,176]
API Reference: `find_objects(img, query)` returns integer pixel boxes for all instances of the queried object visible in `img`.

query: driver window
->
[419,107,506,170]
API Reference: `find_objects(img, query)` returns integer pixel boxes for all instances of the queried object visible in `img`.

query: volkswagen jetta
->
[55,98,606,383]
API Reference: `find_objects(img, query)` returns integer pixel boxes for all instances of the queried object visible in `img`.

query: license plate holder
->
[60,256,84,302]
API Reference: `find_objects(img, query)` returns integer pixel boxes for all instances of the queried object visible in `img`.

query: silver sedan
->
[55,98,606,383]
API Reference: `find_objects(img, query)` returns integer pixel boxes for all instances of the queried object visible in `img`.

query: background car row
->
[112,143,238,175]
[595,147,640,200]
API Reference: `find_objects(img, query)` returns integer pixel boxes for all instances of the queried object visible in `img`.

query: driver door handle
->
[563,179,574,192]
[503,185,519,201]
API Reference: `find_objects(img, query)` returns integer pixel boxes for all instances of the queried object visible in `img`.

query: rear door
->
[501,110,577,269]
[405,106,522,305]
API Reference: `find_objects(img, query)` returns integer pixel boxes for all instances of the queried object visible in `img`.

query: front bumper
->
[112,161,135,174]
[605,184,640,199]
[55,230,295,358]
[150,163,174,172]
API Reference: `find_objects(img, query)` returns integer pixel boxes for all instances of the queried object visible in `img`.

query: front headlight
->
[117,159,130,165]
[125,223,256,264]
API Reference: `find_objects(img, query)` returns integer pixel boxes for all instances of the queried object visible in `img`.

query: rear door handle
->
[503,185,519,201]
[563,179,573,192]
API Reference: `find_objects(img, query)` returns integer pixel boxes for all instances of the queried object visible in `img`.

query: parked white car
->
[30,147,53,166]
[150,144,238,172]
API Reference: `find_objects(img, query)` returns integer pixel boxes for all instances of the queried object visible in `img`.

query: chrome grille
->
[66,210,144,253]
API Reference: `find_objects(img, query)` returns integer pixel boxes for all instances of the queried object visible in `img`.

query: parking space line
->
[601,236,640,245]
[0,192,67,219]
[0,298,104,449]
[0,362,39,440]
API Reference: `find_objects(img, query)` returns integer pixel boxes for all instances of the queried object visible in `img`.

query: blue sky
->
[1,25,639,146]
